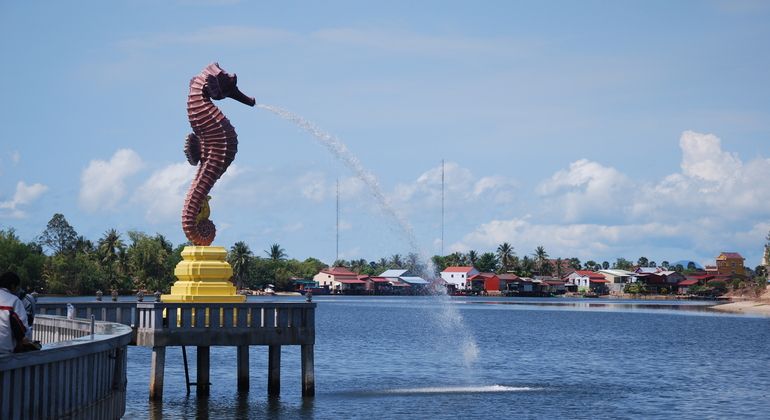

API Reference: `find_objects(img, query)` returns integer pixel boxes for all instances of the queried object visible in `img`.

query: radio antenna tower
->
[441,159,445,256]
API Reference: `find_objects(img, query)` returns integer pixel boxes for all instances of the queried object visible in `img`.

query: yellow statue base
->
[162,245,246,303]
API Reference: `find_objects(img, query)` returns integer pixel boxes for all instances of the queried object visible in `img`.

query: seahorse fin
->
[184,133,201,165]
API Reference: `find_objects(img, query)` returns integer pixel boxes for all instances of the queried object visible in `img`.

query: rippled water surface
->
[105,296,770,419]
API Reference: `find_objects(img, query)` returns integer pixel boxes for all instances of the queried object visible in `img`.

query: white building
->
[440,266,479,291]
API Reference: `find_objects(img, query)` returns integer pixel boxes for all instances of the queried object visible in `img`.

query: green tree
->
[569,257,582,271]
[533,246,550,275]
[44,252,103,295]
[38,213,78,255]
[602,261,610,270]
[476,252,498,273]
[332,259,349,267]
[624,282,647,294]
[554,257,564,278]
[467,250,479,267]
[431,255,448,275]
[97,229,126,290]
[637,256,649,267]
[265,243,287,261]
[585,260,597,270]
[126,231,174,292]
[614,258,633,270]
[298,258,328,279]
[389,254,404,269]
[0,229,45,292]
[661,261,670,269]
[517,256,535,277]
[496,242,515,273]
[228,241,253,290]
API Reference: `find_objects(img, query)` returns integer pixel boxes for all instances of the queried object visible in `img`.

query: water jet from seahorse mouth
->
[255,102,482,369]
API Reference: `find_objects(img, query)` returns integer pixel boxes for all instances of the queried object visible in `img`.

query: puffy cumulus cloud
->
[79,149,144,212]
[0,181,48,218]
[133,163,195,223]
[680,130,742,182]
[537,159,632,223]
[453,130,770,264]
[391,162,518,211]
[633,131,770,221]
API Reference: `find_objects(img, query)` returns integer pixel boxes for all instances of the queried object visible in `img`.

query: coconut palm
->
[98,229,125,289]
[533,246,550,275]
[390,254,403,269]
[496,242,515,273]
[228,241,253,290]
[467,250,479,267]
[265,243,287,261]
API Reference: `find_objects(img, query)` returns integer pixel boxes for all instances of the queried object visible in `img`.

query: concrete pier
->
[136,302,315,400]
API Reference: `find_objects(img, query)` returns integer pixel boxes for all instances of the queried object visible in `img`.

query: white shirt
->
[0,287,29,354]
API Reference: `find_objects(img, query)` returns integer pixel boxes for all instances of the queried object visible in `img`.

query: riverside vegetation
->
[1,213,768,296]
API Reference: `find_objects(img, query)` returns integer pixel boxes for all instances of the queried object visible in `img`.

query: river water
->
[109,296,770,419]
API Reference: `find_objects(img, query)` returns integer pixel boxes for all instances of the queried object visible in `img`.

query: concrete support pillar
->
[197,346,210,396]
[268,345,281,396]
[301,344,315,397]
[237,345,249,391]
[149,346,166,401]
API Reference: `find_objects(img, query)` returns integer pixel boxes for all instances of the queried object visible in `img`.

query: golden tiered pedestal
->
[162,246,246,303]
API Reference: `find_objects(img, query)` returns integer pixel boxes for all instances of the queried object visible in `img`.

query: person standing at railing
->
[0,271,30,354]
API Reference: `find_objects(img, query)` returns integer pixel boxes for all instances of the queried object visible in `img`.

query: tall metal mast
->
[441,159,445,256]
[336,178,340,263]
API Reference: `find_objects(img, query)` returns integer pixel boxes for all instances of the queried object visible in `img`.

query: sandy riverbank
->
[710,289,770,316]
[710,300,770,316]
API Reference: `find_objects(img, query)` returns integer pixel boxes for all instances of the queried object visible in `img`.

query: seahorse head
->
[202,62,256,106]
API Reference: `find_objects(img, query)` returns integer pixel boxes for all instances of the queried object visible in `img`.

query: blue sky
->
[1,0,769,268]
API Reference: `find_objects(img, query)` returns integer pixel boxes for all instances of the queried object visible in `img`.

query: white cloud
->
[79,149,143,212]
[391,162,517,211]
[633,131,770,221]
[537,159,631,222]
[0,181,48,218]
[453,130,770,264]
[680,130,742,182]
[10,151,20,164]
[133,163,195,223]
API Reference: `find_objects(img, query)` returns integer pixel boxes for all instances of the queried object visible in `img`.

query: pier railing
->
[136,302,316,347]
[0,315,133,420]
[37,302,137,327]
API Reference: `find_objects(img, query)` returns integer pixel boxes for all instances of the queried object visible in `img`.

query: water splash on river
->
[257,103,479,367]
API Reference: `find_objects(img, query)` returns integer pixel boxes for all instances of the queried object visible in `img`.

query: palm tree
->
[98,229,125,289]
[518,256,535,277]
[533,246,549,275]
[496,242,515,273]
[265,243,287,261]
[467,250,479,267]
[555,257,564,278]
[390,254,403,269]
[228,241,253,290]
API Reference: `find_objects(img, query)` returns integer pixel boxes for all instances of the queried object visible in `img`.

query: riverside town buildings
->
[300,252,751,297]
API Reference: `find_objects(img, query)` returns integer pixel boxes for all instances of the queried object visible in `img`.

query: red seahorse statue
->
[182,63,255,246]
